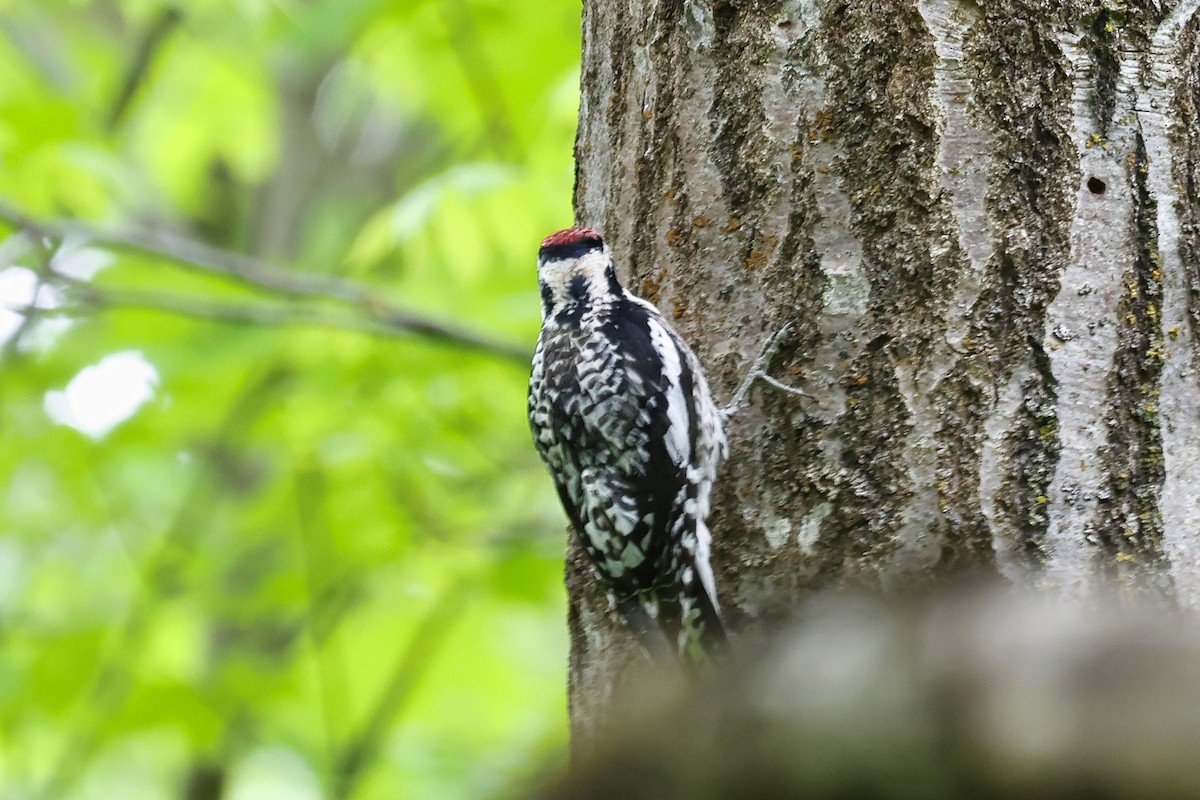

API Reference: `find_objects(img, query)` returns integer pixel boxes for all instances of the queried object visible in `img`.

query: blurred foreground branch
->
[540,586,1200,800]
[0,198,530,363]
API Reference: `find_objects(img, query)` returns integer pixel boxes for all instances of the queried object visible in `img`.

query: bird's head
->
[537,227,624,321]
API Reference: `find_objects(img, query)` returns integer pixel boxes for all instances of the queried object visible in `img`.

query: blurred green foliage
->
[0,1,579,797]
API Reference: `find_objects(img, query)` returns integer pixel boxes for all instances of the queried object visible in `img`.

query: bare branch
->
[13,283,529,360]
[0,198,531,363]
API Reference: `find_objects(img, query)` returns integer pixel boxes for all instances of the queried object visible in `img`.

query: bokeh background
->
[0,1,579,797]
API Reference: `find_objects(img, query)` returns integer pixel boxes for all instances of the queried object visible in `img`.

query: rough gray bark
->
[568,0,1200,740]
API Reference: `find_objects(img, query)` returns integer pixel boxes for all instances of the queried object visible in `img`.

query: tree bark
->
[568,0,1200,740]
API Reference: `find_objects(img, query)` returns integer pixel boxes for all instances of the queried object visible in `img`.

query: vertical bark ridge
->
[1092,130,1172,600]
[916,0,997,571]
[627,0,687,284]
[817,0,930,583]
[1081,1,1122,136]
[1036,32,1134,593]
[963,5,1076,577]
[917,2,994,310]
[706,0,781,269]
[574,0,615,224]
[1153,2,1200,609]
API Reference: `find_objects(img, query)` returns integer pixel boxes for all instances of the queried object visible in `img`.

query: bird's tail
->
[675,581,727,665]
[618,583,727,668]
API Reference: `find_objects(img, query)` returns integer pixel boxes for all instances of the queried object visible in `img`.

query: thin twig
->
[722,322,811,420]
[757,373,814,400]
[0,198,531,363]
[107,6,183,130]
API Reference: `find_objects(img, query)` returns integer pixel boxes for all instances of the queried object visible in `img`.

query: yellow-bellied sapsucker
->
[528,227,727,661]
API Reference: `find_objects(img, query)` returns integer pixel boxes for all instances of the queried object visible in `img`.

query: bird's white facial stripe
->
[648,319,690,466]
[537,247,613,311]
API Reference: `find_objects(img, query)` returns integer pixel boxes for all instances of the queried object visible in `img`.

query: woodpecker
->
[528,227,728,662]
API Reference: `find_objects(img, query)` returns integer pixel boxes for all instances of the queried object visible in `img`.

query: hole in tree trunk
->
[1087,177,1107,195]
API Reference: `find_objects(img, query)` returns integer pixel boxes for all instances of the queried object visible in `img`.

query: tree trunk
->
[567,0,1200,740]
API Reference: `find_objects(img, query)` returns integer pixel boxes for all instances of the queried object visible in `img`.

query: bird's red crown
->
[540,227,602,249]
